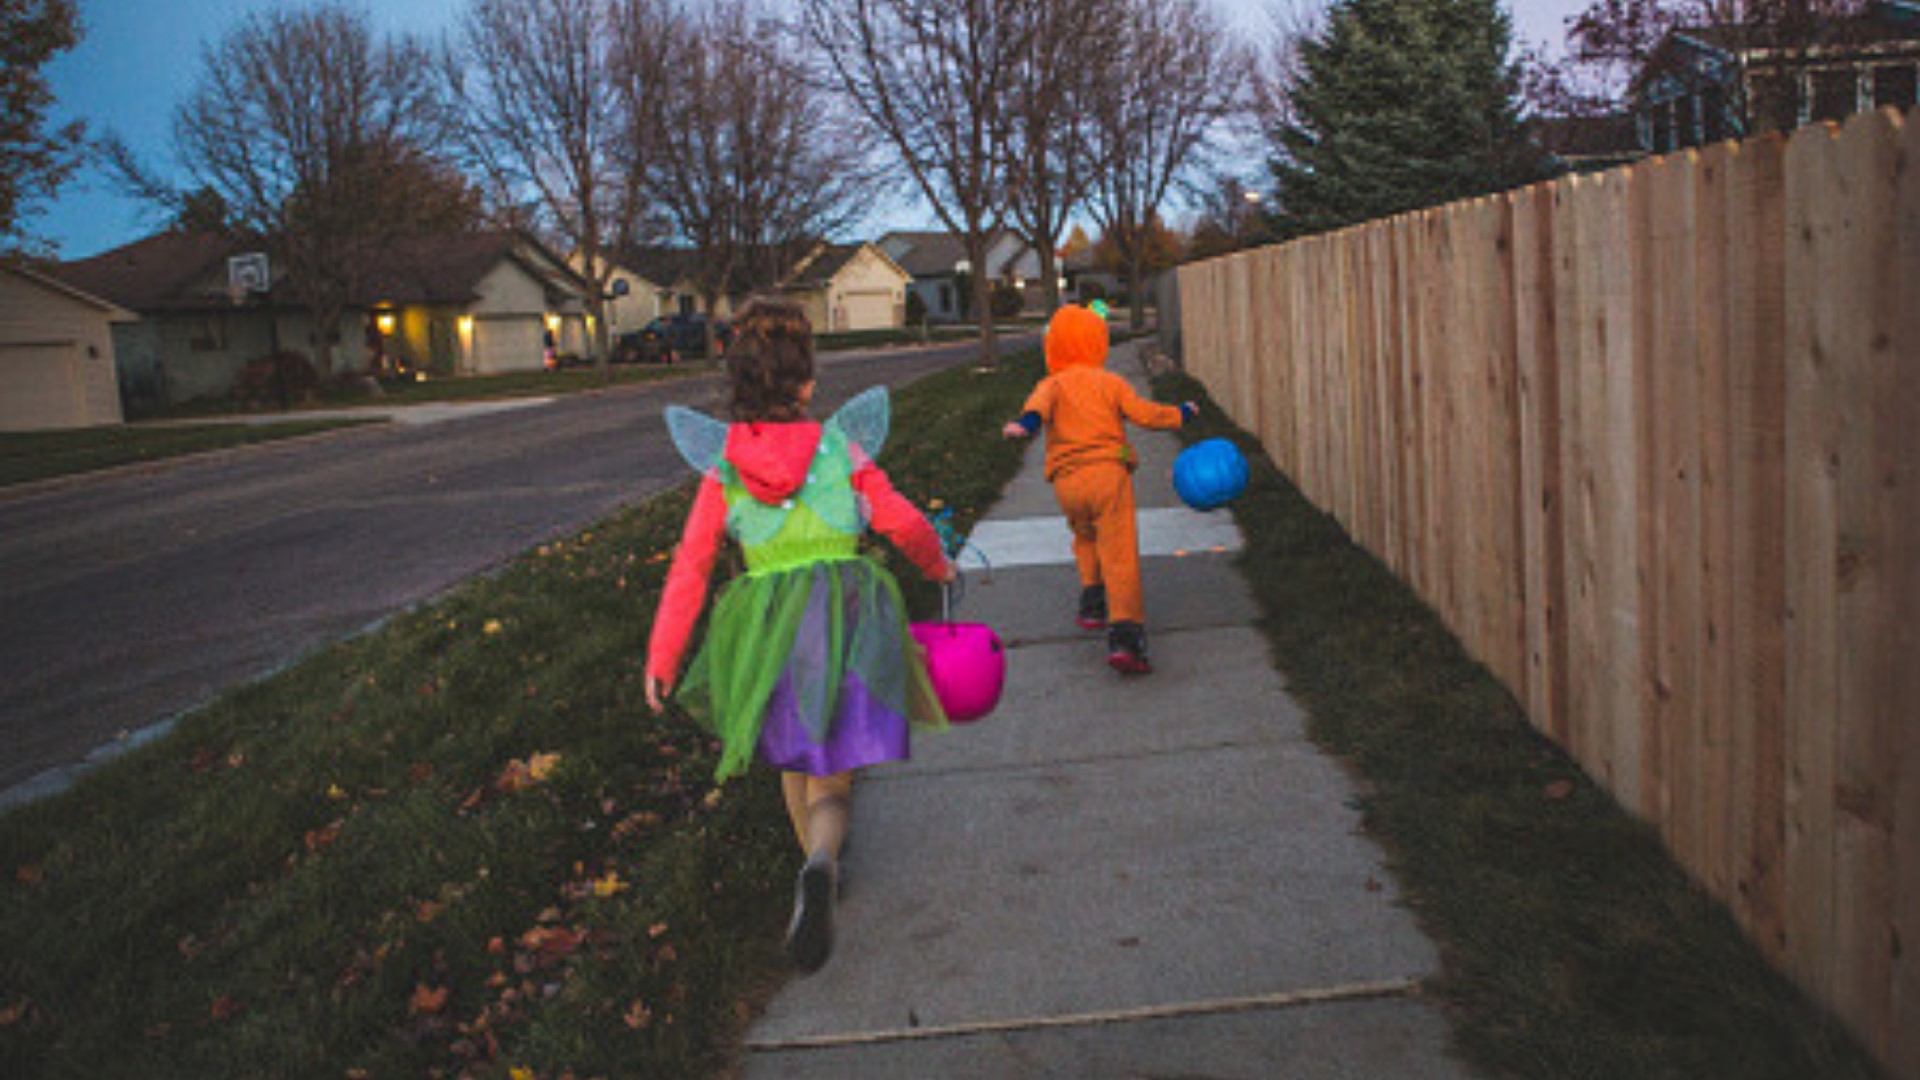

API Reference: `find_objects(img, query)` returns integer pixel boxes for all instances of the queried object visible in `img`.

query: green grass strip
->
[0,420,380,490]
[1152,368,1882,1079]
[0,348,1043,1079]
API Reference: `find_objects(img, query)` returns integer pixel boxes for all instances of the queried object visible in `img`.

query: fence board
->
[1694,140,1736,905]
[1825,109,1901,1060]
[1891,106,1920,1080]
[1784,120,1844,1004]
[1513,183,1569,744]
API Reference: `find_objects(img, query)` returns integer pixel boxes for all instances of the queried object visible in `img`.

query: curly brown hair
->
[724,299,815,421]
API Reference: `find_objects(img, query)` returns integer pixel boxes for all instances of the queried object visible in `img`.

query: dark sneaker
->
[1077,584,1108,630]
[784,852,836,974]
[1107,622,1152,675]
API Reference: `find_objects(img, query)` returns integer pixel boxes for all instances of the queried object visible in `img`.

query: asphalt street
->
[0,334,1036,800]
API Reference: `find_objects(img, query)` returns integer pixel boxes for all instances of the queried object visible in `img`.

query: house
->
[54,229,596,407]
[565,254,673,345]
[0,264,134,431]
[1632,0,1920,153]
[612,241,909,333]
[878,229,1044,321]
[779,242,911,332]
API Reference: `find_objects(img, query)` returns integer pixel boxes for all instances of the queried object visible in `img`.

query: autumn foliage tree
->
[1,0,85,253]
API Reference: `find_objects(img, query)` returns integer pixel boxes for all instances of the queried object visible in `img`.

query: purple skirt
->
[756,671,911,775]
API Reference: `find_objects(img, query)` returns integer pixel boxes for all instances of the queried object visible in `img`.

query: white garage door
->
[472,319,546,375]
[0,344,83,432]
[838,290,897,332]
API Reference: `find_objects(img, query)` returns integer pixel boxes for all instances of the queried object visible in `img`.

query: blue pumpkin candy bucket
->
[1172,438,1249,511]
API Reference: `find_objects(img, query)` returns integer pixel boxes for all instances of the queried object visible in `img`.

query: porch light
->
[458,316,475,336]
[544,314,560,333]
[376,313,395,335]
[1013,277,1025,290]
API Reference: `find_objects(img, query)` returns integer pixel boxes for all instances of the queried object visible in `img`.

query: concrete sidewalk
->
[742,341,1473,1078]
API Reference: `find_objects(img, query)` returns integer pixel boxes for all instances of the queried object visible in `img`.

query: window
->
[1811,68,1858,122]
[1874,64,1917,110]
[1750,74,1800,132]
[189,312,227,352]
[939,284,953,312]
[1652,101,1675,153]
[1703,85,1729,143]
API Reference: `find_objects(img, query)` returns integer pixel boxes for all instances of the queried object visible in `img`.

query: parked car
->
[614,313,732,363]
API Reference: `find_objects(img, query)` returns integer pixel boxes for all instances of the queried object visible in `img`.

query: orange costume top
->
[1016,305,1187,479]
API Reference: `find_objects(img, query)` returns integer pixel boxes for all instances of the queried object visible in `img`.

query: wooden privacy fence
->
[1177,106,1918,1077]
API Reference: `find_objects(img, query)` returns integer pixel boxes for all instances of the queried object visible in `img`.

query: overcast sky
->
[37,0,1589,260]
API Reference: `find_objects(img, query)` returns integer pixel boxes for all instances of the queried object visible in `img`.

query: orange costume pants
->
[1052,462,1144,625]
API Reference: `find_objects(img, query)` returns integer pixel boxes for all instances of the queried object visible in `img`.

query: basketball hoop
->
[228,252,270,306]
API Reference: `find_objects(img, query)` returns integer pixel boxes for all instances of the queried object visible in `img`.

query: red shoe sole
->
[1107,651,1152,675]
[1077,617,1106,631]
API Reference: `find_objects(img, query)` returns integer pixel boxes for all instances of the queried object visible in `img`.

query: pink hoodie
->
[645,420,948,684]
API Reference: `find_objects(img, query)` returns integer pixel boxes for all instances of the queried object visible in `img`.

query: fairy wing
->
[827,385,890,462]
[663,405,730,475]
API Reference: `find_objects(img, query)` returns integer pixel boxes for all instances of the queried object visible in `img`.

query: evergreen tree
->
[1270,0,1547,238]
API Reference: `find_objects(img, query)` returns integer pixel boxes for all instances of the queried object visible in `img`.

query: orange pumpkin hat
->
[1044,304,1110,374]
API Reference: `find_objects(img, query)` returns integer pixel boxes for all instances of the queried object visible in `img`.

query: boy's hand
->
[644,674,673,715]
[1001,421,1029,440]
[1180,401,1200,423]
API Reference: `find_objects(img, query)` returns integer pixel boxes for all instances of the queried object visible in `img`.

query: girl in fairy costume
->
[644,299,954,973]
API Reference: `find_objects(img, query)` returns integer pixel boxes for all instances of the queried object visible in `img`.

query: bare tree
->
[1086,0,1246,329]
[155,4,471,379]
[443,0,654,370]
[802,0,1024,362]
[1002,0,1112,312]
[624,0,883,358]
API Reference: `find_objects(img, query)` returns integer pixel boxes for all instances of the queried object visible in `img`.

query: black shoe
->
[784,852,835,974]
[1077,584,1108,630]
[1107,621,1151,675]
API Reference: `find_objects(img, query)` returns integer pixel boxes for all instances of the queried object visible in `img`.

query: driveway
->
[0,335,1037,799]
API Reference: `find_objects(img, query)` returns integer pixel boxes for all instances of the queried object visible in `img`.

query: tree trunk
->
[1037,244,1062,312]
[967,234,997,366]
[1126,251,1146,331]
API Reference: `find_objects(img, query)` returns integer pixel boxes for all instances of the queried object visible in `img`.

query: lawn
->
[1151,368,1881,1080]
[0,420,381,491]
[0,349,1043,1079]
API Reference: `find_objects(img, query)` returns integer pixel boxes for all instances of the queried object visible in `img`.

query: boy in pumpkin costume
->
[1002,304,1195,673]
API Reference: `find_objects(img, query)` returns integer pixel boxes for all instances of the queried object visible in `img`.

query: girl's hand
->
[644,674,673,715]
[1001,421,1028,440]
[938,558,959,584]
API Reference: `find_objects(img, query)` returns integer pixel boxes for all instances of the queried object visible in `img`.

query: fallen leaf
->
[622,998,653,1029]
[527,752,560,781]
[1365,877,1384,893]
[177,934,202,960]
[0,999,30,1027]
[410,983,450,1016]
[304,821,343,853]
[483,619,504,635]
[590,872,629,899]
[409,762,436,785]
[415,899,446,924]
[326,783,348,801]
[647,922,668,939]
[14,864,43,887]
[209,995,244,1022]
[486,936,507,955]
[1545,779,1575,801]
[510,1068,536,1080]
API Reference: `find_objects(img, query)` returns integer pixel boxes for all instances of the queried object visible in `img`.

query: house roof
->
[54,231,238,312]
[2,264,137,320]
[878,230,967,278]
[55,228,589,312]
[360,230,589,306]
[1679,5,1920,55]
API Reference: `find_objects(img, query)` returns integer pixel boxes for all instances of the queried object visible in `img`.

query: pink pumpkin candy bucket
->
[911,619,1005,723]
